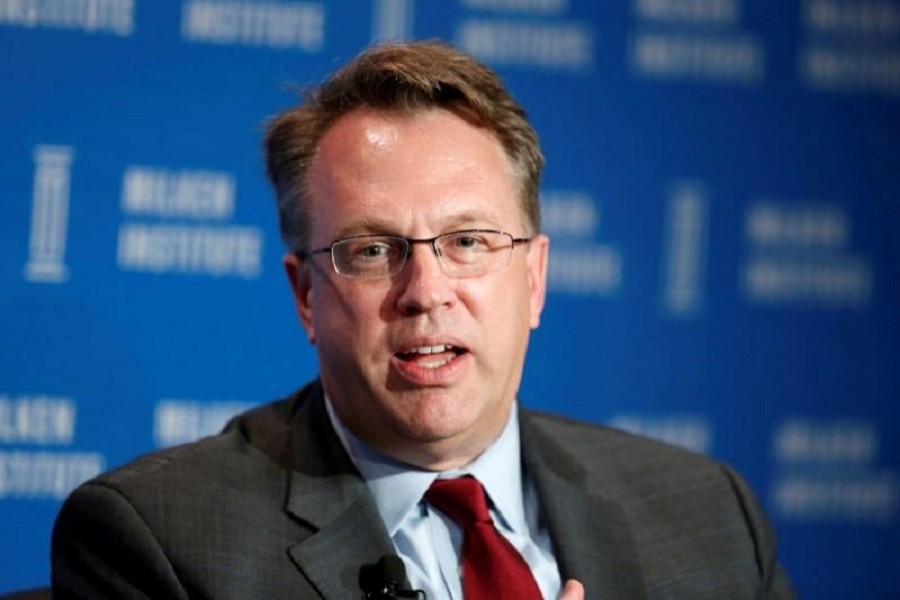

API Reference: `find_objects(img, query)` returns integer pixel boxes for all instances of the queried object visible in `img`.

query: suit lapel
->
[277,387,647,598]
[283,384,397,599]
[521,412,647,598]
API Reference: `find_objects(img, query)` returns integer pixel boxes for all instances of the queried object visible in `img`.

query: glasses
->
[299,229,532,279]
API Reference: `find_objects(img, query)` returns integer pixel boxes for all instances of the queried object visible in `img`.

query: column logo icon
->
[24,145,75,283]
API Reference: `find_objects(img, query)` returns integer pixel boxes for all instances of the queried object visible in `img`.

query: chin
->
[393,399,489,444]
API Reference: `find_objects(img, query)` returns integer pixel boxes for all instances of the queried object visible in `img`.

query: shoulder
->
[93,391,300,497]
[86,382,323,493]
[523,410,723,478]
[51,385,323,598]
[524,410,757,511]
[56,383,324,535]
[522,410,794,597]
[522,411,756,533]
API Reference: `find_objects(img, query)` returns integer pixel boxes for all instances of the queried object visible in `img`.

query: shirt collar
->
[325,398,527,537]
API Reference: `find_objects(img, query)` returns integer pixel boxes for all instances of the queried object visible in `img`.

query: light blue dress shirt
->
[325,399,562,600]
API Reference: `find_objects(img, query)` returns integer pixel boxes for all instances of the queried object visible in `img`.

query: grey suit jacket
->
[52,381,794,598]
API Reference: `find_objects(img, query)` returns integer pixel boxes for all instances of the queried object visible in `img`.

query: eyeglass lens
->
[330,230,516,278]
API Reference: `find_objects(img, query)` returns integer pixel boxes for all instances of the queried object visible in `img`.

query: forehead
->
[308,108,524,236]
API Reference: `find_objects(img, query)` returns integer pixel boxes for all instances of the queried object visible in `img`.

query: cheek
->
[454,281,492,321]
[463,275,531,332]
[314,283,386,346]
[315,277,362,318]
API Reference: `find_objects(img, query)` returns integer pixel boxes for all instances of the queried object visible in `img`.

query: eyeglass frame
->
[296,228,533,279]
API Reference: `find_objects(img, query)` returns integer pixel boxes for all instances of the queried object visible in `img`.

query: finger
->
[557,578,585,600]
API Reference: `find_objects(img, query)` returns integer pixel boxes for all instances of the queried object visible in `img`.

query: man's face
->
[284,108,548,470]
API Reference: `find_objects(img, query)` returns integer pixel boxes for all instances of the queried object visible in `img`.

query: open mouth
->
[395,344,467,369]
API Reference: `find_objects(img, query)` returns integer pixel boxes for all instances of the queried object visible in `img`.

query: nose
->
[393,242,456,316]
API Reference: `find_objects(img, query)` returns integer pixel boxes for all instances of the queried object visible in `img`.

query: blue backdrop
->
[2,0,898,596]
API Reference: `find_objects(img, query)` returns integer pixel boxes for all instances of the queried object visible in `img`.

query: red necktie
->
[425,476,543,600]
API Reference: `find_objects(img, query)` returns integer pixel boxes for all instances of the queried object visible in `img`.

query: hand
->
[558,579,585,599]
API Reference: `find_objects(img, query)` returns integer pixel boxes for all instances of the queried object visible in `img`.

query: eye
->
[449,233,489,251]
[351,240,395,260]
[357,243,389,258]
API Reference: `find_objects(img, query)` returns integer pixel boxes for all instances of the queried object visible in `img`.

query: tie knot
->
[425,476,492,527]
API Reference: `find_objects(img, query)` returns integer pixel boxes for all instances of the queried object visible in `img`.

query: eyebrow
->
[332,211,505,239]
[331,217,397,239]
[442,211,504,231]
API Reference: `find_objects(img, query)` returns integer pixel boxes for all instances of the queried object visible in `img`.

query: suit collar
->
[520,410,647,598]
[276,384,647,598]
[283,382,397,599]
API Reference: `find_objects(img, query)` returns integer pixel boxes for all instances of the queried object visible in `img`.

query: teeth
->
[409,345,452,355]
[419,356,453,368]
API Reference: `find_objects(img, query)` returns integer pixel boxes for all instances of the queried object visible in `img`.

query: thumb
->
[557,579,585,600]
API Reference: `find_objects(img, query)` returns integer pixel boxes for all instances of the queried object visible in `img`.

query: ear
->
[526,234,549,329]
[283,252,316,344]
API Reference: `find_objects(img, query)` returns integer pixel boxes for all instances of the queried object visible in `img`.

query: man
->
[52,42,794,599]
